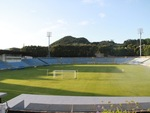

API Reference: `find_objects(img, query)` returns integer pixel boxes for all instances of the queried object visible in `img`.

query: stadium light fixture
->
[47,32,51,57]
[138,28,143,57]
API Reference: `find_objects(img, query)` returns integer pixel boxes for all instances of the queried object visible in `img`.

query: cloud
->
[57,19,67,25]
[30,9,37,13]
[79,20,90,26]
[82,0,105,7]
[82,0,95,3]
[99,12,106,18]
[42,19,68,31]
[97,0,105,7]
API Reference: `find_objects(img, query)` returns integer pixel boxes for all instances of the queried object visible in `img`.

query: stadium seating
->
[128,57,149,64]
[60,58,74,64]
[40,57,138,65]
[114,57,135,64]
[22,58,47,67]
[142,58,150,66]
[39,57,60,64]
[0,61,11,70]
[94,57,114,64]
[1,57,150,70]
[73,58,91,64]
[7,61,30,69]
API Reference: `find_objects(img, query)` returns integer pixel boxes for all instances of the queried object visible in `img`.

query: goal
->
[53,70,77,79]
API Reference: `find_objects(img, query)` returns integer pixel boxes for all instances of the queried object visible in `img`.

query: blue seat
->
[8,61,30,69]
[0,61,11,70]
[22,58,47,67]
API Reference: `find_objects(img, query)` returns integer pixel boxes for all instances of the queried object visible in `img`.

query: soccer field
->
[0,64,150,101]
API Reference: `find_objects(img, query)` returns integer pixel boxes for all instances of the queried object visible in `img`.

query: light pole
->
[138,28,143,57]
[47,32,51,57]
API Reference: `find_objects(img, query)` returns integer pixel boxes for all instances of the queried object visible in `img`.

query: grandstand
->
[128,57,150,65]
[1,56,150,70]
[142,58,150,66]
[114,57,135,64]
[8,61,30,69]
[22,58,47,67]
[0,49,150,69]
[40,57,60,65]
[0,61,12,70]
[38,57,136,65]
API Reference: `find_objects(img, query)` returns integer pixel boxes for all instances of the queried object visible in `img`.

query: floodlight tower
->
[47,32,51,57]
[138,28,143,57]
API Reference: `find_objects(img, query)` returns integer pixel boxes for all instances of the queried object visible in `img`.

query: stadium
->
[1,0,150,112]
[1,53,150,112]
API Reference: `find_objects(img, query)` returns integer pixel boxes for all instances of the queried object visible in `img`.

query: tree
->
[16,36,150,57]
[143,45,150,56]
[97,41,115,57]
[9,47,21,51]
[21,46,48,57]
[50,44,97,57]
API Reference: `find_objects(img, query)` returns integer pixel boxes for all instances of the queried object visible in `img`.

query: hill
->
[51,36,90,46]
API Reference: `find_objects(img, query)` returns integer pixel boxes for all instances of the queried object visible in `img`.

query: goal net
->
[53,70,77,79]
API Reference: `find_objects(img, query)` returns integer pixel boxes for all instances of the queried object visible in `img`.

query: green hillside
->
[51,36,90,46]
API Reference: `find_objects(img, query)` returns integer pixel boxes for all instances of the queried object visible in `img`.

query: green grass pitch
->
[0,64,150,101]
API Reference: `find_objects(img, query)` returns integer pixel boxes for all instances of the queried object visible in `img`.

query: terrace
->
[4,94,150,113]
[0,92,7,103]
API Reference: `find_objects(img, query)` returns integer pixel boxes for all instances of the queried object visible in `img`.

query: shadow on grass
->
[0,68,56,81]
[0,82,112,102]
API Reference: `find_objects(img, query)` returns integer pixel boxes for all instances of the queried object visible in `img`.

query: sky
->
[0,0,150,49]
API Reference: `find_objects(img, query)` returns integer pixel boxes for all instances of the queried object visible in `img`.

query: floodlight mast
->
[47,32,51,57]
[138,28,143,57]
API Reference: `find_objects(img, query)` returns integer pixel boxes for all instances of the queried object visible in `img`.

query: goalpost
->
[53,70,77,79]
